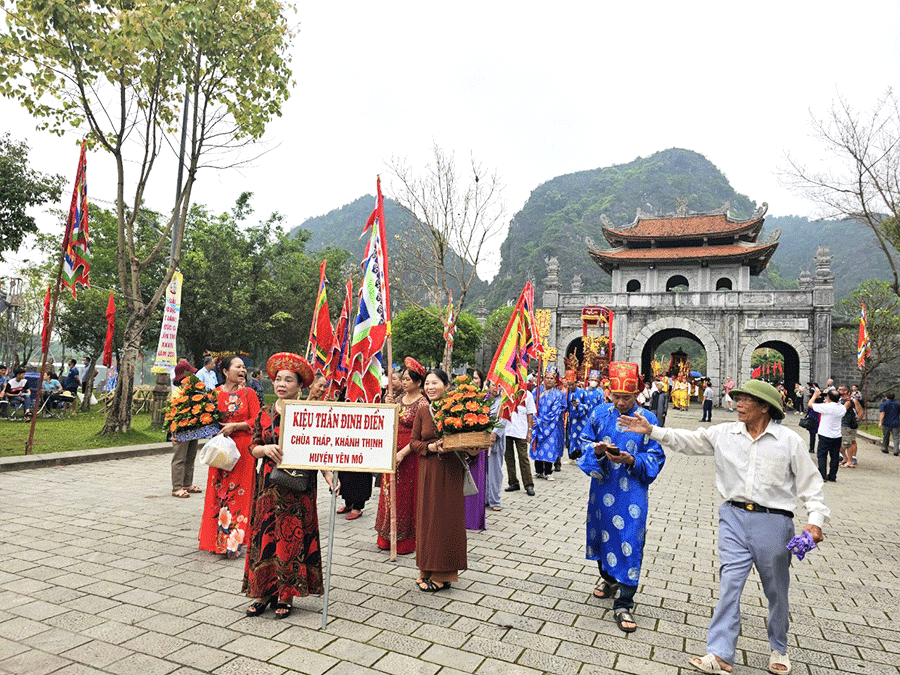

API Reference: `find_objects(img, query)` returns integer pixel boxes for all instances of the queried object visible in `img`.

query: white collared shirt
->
[198,367,219,390]
[649,420,829,528]
[506,391,536,439]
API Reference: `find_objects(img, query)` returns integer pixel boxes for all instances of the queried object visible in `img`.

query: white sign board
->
[279,400,399,473]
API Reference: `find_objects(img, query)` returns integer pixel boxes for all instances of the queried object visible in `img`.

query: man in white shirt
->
[504,389,536,496]
[808,388,852,482]
[198,356,219,390]
[620,379,827,675]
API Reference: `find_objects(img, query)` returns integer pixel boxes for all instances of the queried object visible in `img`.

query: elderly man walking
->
[578,362,666,634]
[619,380,828,674]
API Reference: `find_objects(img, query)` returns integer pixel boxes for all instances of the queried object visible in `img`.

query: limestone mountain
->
[291,195,489,311]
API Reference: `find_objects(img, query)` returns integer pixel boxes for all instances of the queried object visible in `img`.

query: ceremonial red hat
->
[266,352,314,387]
[608,362,642,394]
[404,356,426,378]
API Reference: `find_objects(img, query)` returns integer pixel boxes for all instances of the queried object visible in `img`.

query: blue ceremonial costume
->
[578,402,665,586]
[530,385,566,462]
[568,387,604,458]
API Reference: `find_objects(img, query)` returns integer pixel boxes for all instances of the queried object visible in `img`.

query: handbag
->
[269,466,311,492]
[457,453,478,497]
[798,415,811,429]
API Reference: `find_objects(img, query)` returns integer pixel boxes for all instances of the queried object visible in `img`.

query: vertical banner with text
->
[151,271,183,374]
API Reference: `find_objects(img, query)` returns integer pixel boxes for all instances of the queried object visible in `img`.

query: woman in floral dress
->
[198,355,260,557]
[375,357,428,554]
[243,352,336,619]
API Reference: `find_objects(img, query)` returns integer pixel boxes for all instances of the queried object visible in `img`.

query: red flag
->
[41,287,51,352]
[103,292,116,367]
[751,365,761,379]
[307,259,334,372]
[858,302,871,369]
[361,176,391,331]
[326,278,353,400]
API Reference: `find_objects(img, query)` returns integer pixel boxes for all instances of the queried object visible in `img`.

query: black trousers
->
[817,435,841,481]
[534,460,554,476]
[807,425,818,454]
[599,564,637,611]
[701,400,713,421]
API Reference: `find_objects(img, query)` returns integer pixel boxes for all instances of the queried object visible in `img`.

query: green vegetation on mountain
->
[292,195,489,309]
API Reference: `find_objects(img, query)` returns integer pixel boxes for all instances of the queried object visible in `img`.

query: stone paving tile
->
[0,411,897,674]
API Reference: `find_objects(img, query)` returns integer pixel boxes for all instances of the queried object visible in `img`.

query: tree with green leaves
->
[177,194,352,364]
[391,307,483,369]
[0,134,65,258]
[0,0,294,432]
[834,280,900,399]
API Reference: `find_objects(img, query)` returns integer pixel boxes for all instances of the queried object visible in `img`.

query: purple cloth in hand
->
[786,530,817,561]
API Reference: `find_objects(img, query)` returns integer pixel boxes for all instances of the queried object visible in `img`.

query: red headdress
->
[266,352,314,388]
[404,356,426,378]
[608,362,642,395]
[174,358,197,383]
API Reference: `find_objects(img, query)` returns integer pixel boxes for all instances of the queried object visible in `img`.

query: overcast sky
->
[2,1,898,280]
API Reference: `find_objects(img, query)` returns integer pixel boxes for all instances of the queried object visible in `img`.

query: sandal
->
[273,602,293,619]
[185,485,202,493]
[336,505,352,514]
[768,650,791,674]
[172,488,190,498]
[592,580,619,599]
[415,578,451,593]
[490,506,502,511]
[689,653,733,673]
[245,597,274,617]
[613,608,637,633]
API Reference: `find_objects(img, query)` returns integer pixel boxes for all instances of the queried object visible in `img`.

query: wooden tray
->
[442,430,491,450]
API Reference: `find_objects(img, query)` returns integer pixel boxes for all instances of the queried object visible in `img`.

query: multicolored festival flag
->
[103,292,116,367]
[443,291,455,347]
[326,278,353,400]
[62,141,90,298]
[858,301,871,369]
[307,259,334,373]
[486,282,542,420]
[347,182,391,404]
[362,177,391,334]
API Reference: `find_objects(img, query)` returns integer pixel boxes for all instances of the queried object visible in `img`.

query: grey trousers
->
[882,426,900,454]
[707,502,793,665]
[171,440,199,491]
[486,435,505,508]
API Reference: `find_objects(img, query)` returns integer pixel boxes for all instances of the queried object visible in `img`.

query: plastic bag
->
[198,434,240,471]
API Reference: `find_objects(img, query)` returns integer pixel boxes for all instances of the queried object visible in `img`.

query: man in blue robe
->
[579,361,665,633]
[567,370,605,461]
[530,368,566,480]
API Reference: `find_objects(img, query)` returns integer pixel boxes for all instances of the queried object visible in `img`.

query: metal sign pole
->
[321,485,338,630]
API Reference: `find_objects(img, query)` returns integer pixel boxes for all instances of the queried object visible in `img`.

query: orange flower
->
[435,420,443,432]
[174,396,188,404]
[450,404,464,413]
[445,417,462,428]
[178,419,190,427]
[200,413,213,424]
[191,404,202,414]
[463,413,479,425]
[170,421,178,431]
[205,403,215,412]
[191,394,205,401]
[477,414,490,425]
[465,400,480,411]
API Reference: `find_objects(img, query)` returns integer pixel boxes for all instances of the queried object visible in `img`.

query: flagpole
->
[24,236,68,455]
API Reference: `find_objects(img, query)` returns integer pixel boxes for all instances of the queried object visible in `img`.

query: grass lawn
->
[0,409,167,457]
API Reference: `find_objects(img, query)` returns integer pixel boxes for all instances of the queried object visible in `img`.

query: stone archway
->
[629,318,722,387]
[740,331,811,389]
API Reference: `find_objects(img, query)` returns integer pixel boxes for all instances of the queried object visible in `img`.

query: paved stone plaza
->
[0,409,897,674]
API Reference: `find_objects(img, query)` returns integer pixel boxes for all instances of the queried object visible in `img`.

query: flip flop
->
[185,485,202,493]
[592,580,619,599]
[415,578,450,593]
[613,608,637,633]
[768,650,791,674]
[689,653,733,673]
[172,488,190,498]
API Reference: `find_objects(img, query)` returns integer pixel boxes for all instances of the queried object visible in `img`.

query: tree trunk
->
[100,312,146,434]
[441,340,454,374]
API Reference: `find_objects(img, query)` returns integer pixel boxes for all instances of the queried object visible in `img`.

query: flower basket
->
[442,430,491,450]
[173,423,220,443]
